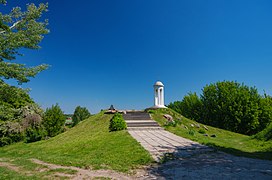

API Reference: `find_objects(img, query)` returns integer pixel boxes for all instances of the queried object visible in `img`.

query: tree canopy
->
[168,81,272,135]
[0,1,49,84]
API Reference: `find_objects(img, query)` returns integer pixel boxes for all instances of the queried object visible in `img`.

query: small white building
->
[153,81,167,108]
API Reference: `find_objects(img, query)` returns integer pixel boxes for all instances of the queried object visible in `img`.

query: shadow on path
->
[146,144,272,180]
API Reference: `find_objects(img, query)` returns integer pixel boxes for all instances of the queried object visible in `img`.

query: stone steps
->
[126,122,161,127]
[123,111,162,130]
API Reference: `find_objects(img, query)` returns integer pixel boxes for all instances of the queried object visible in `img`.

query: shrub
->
[25,126,46,143]
[0,121,24,147]
[72,106,91,126]
[109,113,127,132]
[42,104,66,137]
[23,113,45,143]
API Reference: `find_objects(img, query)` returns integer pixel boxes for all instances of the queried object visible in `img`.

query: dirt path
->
[0,158,149,179]
[31,159,139,179]
[1,155,272,179]
[0,161,21,173]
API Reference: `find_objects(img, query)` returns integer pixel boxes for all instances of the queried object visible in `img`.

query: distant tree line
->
[168,81,272,135]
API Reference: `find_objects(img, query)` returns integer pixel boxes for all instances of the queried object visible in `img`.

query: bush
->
[42,104,66,137]
[25,126,46,143]
[23,113,45,143]
[109,113,127,132]
[72,106,91,126]
[0,121,25,147]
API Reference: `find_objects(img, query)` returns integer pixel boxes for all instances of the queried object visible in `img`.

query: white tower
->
[153,81,166,108]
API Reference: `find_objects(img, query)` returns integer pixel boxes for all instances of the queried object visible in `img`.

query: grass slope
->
[150,108,272,160]
[0,112,152,178]
[255,122,272,141]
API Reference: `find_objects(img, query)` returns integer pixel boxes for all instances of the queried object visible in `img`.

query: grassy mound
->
[0,112,152,177]
[255,122,272,141]
[149,108,272,160]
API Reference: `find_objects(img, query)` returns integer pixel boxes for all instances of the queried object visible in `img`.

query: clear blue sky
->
[5,0,272,114]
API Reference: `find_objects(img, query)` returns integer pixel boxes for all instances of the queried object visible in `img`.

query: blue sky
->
[4,0,272,113]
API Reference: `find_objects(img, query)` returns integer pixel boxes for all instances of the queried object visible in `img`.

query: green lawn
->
[0,112,152,179]
[150,108,272,160]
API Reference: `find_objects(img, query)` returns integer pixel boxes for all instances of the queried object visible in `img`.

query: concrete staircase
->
[123,111,162,130]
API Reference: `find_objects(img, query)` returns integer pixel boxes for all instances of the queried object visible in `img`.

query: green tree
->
[0,1,49,84]
[169,81,272,135]
[72,106,91,126]
[201,81,261,134]
[258,94,272,131]
[0,82,34,121]
[168,92,202,121]
[43,104,66,137]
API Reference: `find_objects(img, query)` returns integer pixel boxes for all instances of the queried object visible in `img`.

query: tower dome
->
[154,81,164,87]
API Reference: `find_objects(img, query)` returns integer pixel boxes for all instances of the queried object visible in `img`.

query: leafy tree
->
[169,81,272,135]
[0,0,50,145]
[0,82,33,108]
[0,1,49,84]
[72,106,91,126]
[201,81,261,134]
[168,92,202,121]
[43,104,66,137]
[258,94,272,131]
[0,82,34,121]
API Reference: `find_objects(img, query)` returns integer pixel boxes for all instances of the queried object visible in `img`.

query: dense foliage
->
[109,113,127,132]
[168,92,202,121]
[0,82,34,121]
[0,99,44,146]
[0,1,50,146]
[24,114,46,143]
[42,104,66,137]
[72,106,91,126]
[0,1,49,84]
[168,81,272,135]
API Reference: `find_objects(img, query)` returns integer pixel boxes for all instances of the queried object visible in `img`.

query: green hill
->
[1,109,271,179]
[0,112,152,179]
[149,108,272,160]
